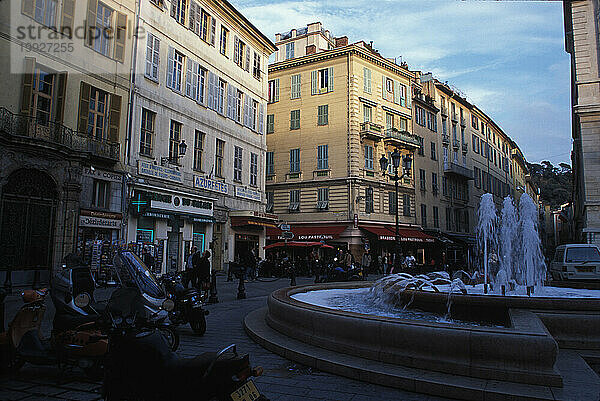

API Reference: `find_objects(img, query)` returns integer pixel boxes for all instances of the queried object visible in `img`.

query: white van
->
[550,244,600,281]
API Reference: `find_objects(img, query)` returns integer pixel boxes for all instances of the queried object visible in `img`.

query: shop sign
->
[297,234,334,240]
[138,160,183,183]
[194,175,229,195]
[143,212,170,220]
[79,209,122,229]
[82,167,122,183]
[235,186,261,202]
[253,211,277,220]
[133,190,213,217]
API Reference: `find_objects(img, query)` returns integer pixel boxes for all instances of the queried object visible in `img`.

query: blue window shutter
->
[206,72,214,110]
[166,47,174,89]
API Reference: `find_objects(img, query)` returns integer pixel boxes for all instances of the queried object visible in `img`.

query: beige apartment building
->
[413,77,537,266]
[266,23,434,261]
[124,0,276,273]
[564,0,600,246]
[0,0,133,285]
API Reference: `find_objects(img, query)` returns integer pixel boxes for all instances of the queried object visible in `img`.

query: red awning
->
[266,225,347,241]
[264,241,333,250]
[360,225,435,243]
[231,217,277,228]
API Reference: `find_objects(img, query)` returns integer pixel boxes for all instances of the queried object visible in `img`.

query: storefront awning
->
[266,225,347,241]
[230,217,277,228]
[264,241,334,250]
[360,225,435,243]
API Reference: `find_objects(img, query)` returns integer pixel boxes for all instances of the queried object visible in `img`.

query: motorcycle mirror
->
[162,298,175,312]
[74,292,91,308]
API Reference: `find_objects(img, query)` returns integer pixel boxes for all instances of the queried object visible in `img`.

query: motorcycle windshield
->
[113,251,165,299]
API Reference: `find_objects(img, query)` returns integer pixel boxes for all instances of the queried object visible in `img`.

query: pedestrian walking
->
[184,246,197,288]
[198,250,211,299]
[192,247,204,289]
[361,250,371,278]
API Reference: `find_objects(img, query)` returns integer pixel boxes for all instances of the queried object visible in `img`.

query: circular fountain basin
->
[245,281,600,399]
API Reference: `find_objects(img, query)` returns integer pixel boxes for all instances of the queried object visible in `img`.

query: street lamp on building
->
[380,149,413,269]
[161,140,188,166]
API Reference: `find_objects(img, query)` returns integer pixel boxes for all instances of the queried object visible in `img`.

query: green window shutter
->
[170,0,177,17]
[86,0,98,47]
[61,0,75,37]
[245,47,250,72]
[108,94,122,142]
[382,76,387,100]
[54,72,68,123]
[393,80,400,104]
[22,0,34,17]
[113,12,127,62]
[20,57,35,115]
[406,84,412,108]
[233,36,239,65]
[274,78,279,102]
[78,82,91,133]
[327,67,334,92]
[311,71,318,95]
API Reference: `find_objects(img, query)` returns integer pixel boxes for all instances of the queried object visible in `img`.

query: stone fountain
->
[245,193,600,400]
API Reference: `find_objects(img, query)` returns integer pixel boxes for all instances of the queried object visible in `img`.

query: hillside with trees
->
[527,161,572,209]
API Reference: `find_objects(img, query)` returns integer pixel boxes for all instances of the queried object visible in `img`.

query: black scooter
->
[159,272,208,335]
[101,288,268,401]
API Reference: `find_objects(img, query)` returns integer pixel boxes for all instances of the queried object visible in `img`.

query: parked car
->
[550,244,600,281]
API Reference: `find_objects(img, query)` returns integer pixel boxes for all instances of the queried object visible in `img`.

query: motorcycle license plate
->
[576,266,594,272]
[230,380,261,401]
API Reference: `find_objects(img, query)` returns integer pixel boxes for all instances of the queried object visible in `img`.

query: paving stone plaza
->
[1,275,452,401]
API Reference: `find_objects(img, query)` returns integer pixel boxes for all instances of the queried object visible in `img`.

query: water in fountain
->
[496,196,518,293]
[517,193,546,291]
[476,193,498,293]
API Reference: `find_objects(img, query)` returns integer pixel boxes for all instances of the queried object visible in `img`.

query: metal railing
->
[0,107,120,161]
[384,127,421,147]
[460,117,466,127]
[451,112,458,122]
[444,162,473,179]
[440,105,448,116]
[462,142,468,152]
[360,121,385,139]
[452,138,460,149]
[442,134,450,145]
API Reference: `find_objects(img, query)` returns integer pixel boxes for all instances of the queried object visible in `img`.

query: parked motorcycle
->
[322,258,364,282]
[112,250,180,351]
[101,287,269,401]
[0,288,108,378]
[159,272,208,335]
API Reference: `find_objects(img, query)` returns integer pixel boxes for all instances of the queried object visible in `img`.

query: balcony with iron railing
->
[444,162,473,180]
[383,127,421,150]
[442,134,450,145]
[359,121,385,141]
[452,138,460,149]
[451,112,458,122]
[0,107,120,162]
[462,142,468,153]
[460,116,466,127]
[440,105,448,116]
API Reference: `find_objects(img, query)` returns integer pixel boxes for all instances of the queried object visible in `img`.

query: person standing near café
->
[361,250,371,278]
[197,250,211,299]
[184,246,197,288]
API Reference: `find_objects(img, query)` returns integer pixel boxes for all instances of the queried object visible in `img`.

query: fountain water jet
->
[476,193,497,293]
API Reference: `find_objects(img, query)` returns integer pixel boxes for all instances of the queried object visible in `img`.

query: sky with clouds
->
[230,0,572,166]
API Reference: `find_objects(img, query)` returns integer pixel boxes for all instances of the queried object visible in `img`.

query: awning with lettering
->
[266,225,347,241]
[230,217,277,228]
[360,225,435,243]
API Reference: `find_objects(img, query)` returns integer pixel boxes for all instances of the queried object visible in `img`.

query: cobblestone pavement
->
[1,275,452,401]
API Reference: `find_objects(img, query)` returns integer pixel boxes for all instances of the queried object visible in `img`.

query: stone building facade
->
[124,0,276,274]
[0,0,132,286]
[564,0,600,246]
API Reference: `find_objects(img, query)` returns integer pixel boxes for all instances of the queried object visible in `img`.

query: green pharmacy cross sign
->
[131,192,149,215]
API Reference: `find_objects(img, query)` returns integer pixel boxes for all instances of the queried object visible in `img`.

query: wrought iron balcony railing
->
[442,134,450,145]
[0,107,120,161]
[359,121,385,140]
[444,162,473,180]
[384,127,421,149]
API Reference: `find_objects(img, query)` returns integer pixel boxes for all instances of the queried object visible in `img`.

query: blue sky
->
[231,0,572,166]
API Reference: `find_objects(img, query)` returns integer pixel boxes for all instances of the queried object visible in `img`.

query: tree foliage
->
[527,161,572,208]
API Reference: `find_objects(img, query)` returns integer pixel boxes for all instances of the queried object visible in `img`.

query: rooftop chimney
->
[335,36,348,47]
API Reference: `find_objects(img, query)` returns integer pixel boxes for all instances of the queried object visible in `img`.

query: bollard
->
[0,288,6,333]
[227,266,233,282]
[3,267,12,295]
[527,286,532,296]
[289,264,296,287]
[236,268,246,300]
[208,270,219,304]
[501,285,506,296]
